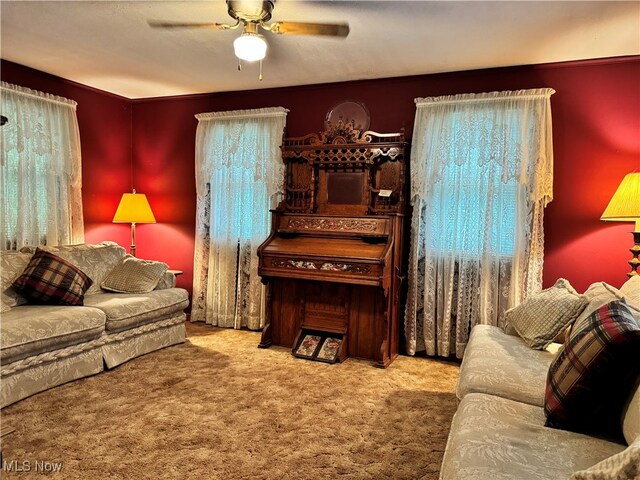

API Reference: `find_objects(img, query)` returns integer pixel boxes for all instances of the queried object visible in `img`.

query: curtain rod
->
[196,107,288,122]
[416,89,555,107]
[1,81,77,108]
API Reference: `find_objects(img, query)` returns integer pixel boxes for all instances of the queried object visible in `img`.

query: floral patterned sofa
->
[0,242,189,407]
[439,278,640,480]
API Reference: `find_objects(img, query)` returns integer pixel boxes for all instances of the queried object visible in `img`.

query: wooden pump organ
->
[257,117,408,367]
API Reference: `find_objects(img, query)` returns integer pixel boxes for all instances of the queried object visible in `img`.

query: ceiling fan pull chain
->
[238,59,242,71]
[259,60,263,81]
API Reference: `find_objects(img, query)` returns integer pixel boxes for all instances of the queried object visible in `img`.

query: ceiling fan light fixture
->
[233,31,267,62]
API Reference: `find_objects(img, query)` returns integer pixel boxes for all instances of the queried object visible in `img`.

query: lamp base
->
[130,222,137,258]
[628,231,640,277]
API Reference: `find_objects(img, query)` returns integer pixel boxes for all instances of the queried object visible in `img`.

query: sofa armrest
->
[154,271,177,290]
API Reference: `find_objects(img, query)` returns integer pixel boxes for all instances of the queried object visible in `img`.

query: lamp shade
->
[113,192,156,224]
[601,173,640,229]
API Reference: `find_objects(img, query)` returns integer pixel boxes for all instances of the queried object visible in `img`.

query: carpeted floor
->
[1,322,459,480]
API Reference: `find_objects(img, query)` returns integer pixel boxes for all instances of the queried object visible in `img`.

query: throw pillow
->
[12,249,93,306]
[570,282,625,336]
[569,437,640,480]
[505,278,588,349]
[544,301,640,437]
[620,275,640,314]
[101,255,168,294]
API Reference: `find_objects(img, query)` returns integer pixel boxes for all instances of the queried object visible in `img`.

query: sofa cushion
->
[101,255,168,294]
[623,382,640,445]
[439,393,627,480]
[569,437,640,480]
[13,249,93,306]
[21,242,126,295]
[20,241,120,253]
[456,324,561,406]
[0,305,105,363]
[505,278,588,350]
[545,301,640,437]
[1,251,32,308]
[83,288,189,332]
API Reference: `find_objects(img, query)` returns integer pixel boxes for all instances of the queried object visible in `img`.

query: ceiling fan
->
[149,0,349,80]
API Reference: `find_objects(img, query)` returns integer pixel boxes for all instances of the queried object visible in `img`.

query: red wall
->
[132,57,640,293]
[1,60,134,250]
[3,57,639,295]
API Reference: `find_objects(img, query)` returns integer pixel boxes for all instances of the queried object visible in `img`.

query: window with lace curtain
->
[406,89,555,359]
[2,148,49,245]
[191,107,287,331]
[0,82,84,250]
[428,110,527,258]
[430,156,519,257]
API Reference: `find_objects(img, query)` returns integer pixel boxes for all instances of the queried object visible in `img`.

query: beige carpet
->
[1,322,459,480]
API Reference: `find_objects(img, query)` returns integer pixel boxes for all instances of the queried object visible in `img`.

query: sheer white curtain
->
[0,82,84,249]
[406,89,555,358]
[191,107,287,330]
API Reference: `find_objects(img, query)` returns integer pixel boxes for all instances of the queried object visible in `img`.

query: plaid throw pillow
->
[12,249,93,306]
[544,301,640,437]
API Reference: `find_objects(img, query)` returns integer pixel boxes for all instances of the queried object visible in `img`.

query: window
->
[191,107,287,330]
[429,157,520,257]
[2,147,50,245]
[0,82,84,249]
[425,110,530,257]
[406,89,555,358]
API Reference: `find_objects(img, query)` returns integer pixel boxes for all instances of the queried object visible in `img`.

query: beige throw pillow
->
[101,256,168,294]
[505,278,588,350]
[620,275,640,314]
[569,282,626,336]
[569,437,640,480]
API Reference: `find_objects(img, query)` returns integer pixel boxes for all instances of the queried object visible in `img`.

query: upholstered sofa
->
[0,242,189,407]
[440,278,640,480]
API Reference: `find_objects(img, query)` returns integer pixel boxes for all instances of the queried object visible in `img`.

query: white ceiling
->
[1,1,639,99]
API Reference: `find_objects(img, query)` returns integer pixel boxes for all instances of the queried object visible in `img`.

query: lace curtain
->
[191,107,287,330]
[406,89,555,358]
[0,82,84,249]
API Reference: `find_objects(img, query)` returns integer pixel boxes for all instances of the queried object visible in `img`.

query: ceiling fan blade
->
[268,21,349,37]
[147,21,235,30]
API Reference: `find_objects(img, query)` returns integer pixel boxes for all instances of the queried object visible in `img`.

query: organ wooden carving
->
[257,116,408,368]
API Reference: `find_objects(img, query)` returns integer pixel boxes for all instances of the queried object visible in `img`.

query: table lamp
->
[601,172,640,277]
[112,190,156,257]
